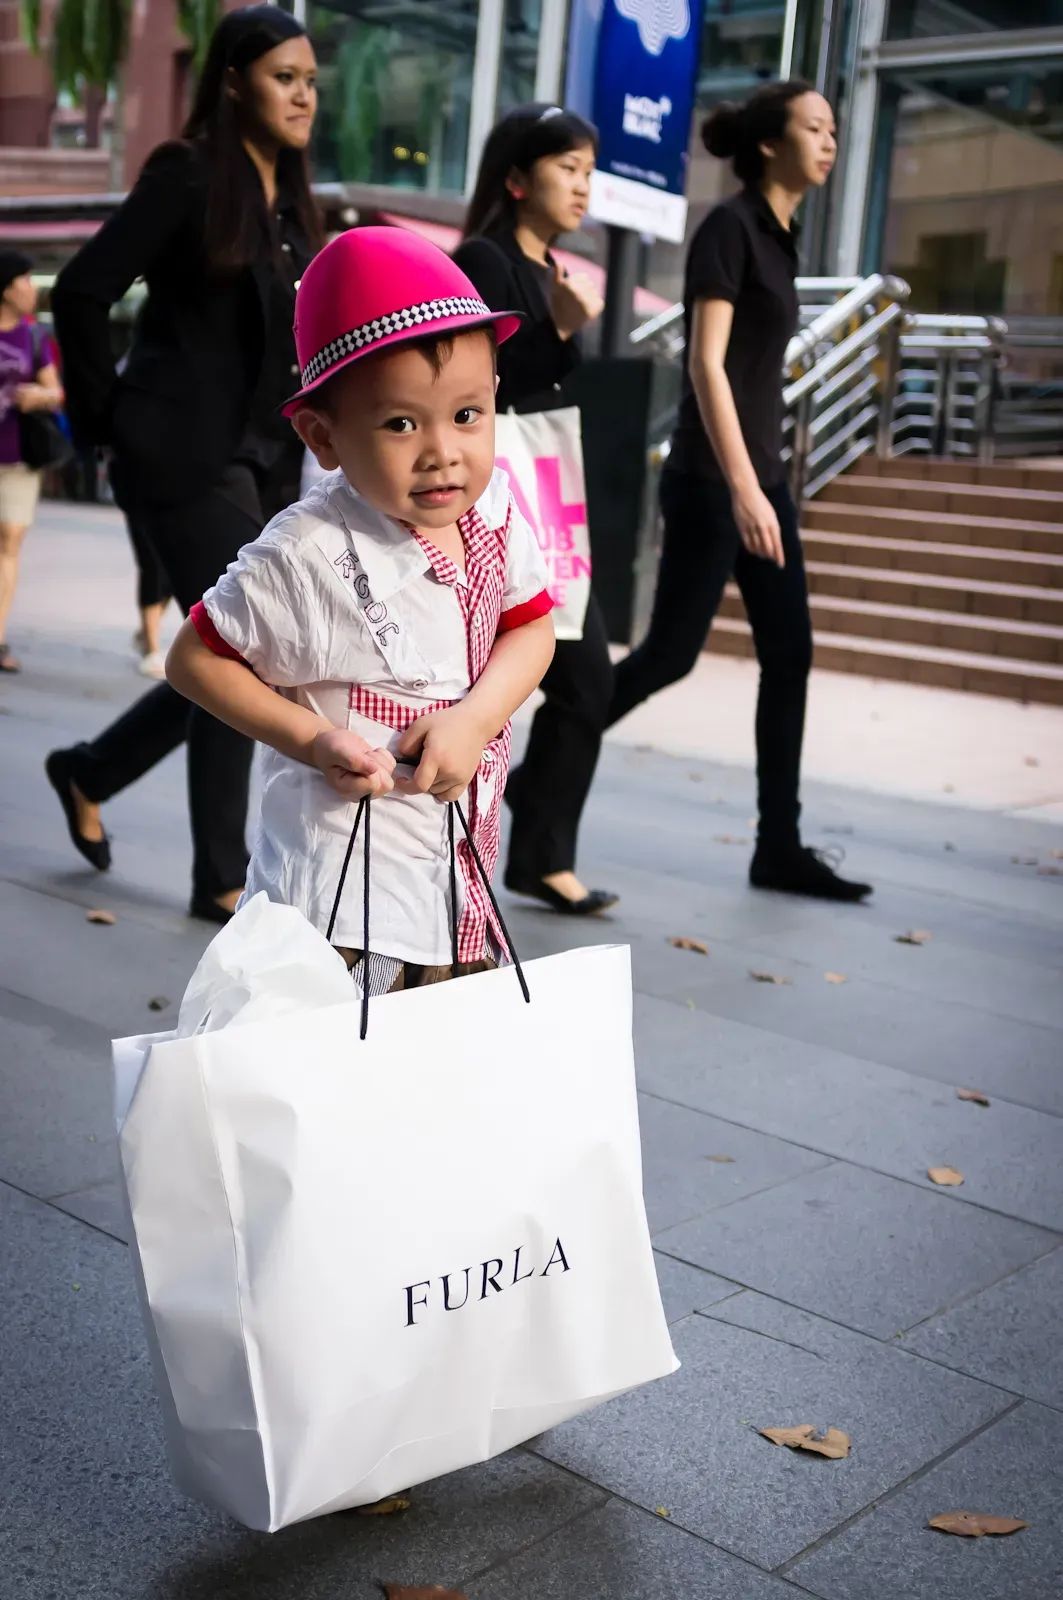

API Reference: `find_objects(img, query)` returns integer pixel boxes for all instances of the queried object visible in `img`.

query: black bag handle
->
[325,797,529,1040]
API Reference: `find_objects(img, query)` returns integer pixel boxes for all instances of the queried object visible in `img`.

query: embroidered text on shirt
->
[333,549,401,647]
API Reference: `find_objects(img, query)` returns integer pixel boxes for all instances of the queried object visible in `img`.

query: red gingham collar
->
[410,502,504,590]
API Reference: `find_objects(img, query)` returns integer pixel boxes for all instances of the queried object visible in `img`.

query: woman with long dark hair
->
[454,104,618,916]
[608,81,871,901]
[48,5,322,922]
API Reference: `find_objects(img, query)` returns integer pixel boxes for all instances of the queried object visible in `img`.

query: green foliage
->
[177,0,222,74]
[20,0,219,94]
[20,0,128,94]
[19,0,43,55]
[335,22,390,183]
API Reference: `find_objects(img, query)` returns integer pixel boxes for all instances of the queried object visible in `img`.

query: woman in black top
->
[47,5,321,923]
[455,104,618,916]
[609,81,871,901]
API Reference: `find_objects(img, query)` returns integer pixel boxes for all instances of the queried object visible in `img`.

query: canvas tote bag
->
[494,405,592,641]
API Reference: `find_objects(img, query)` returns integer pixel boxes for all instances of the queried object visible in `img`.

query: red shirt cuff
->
[190,600,247,663]
[498,589,554,632]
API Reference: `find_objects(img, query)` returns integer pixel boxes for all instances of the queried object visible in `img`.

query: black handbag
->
[17,323,74,471]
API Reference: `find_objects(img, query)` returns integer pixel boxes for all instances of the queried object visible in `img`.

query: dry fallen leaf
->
[928,1512,1028,1538]
[760,1425,851,1459]
[1011,855,1038,866]
[798,1428,852,1460]
[750,969,792,985]
[1037,866,1063,877]
[357,1494,412,1517]
[928,1166,964,1186]
[669,936,709,955]
[824,972,849,984]
[380,1588,468,1600]
[715,834,751,845]
[705,1154,735,1163]
[895,929,932,945]
[148,996,170,1012]
[655,1506,671,1518]
[1049,848,1063,860]
[761,1424,816,1447]
[86,909,116,925]
[1024,756,1040,768]
[687,772,703,782]
[957,1088,990,1107]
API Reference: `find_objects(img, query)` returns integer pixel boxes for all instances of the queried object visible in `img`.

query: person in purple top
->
[0,250,63,672]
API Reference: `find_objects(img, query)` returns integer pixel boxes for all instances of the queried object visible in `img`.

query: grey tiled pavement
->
[2,506,1062,1598]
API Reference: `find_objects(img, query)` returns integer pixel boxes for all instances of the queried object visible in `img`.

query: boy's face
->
[294,331,497,531]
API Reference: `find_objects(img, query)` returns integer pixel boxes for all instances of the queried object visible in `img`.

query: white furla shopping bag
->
[494,406,592,641]
[114,890,677,1530]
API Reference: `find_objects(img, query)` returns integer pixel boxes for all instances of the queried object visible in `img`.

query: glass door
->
[310,0,479,194]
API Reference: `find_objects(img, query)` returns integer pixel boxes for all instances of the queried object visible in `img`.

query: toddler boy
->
[167,228,555,990]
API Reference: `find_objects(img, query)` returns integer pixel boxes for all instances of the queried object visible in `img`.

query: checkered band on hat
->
[300,295,494,389]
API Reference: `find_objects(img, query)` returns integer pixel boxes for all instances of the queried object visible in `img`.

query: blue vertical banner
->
[567,0,705,243]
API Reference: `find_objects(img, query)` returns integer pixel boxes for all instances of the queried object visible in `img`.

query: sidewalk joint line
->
[639,1085,1063,1231]
[774,1396,1025,1577]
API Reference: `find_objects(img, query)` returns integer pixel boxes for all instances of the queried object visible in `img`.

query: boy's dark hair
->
[464,103,599,241]
[304,325,498,414]
[701,79,815,187]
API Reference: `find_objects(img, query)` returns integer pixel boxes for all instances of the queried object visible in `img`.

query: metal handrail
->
[629,301,683,346]
[785,300,906,406]
[784,274,907,370]
[629,275,885,352]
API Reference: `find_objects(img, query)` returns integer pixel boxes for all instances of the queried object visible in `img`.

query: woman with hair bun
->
[608,80,872,901]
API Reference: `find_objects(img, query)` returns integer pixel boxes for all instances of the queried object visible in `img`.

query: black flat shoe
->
[189,895,238,926]
[45,748,111,871]
[505,877,619,916]
[750,843,872,903]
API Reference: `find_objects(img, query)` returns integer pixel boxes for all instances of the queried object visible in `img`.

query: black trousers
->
[608,472,812,848]
[505,591,613,883]
[125,512,171,610]
[69,465,294,903]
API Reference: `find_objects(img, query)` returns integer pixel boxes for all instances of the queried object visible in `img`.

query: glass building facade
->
[305,0,1063,316]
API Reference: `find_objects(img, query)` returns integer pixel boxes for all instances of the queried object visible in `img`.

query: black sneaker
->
[750,843,872,902]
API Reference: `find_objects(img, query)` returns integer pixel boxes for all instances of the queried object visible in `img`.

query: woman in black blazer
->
[454,104,617,916]
[47,5,321,923]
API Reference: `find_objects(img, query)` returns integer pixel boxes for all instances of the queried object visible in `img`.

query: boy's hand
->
[394,705,491,803]
[311,728,396,800]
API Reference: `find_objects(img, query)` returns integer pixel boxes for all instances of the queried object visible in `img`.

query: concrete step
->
[803,560,1063,627]
[800,528,1063,589]
[705,616,1063,704]
[851,455,1063,495]
[720,587,1063,665]
[818,473,1063,527]
[809,496,1063,553]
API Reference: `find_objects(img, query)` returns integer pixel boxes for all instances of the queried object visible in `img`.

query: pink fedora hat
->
[282,226,521,415]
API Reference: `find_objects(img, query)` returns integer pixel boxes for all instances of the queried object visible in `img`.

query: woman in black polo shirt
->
[608,80,871,901]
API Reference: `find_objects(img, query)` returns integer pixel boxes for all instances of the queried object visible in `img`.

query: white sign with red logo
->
[494,405,592,642]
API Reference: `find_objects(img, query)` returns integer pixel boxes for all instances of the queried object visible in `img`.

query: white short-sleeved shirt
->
[194,467,551,962]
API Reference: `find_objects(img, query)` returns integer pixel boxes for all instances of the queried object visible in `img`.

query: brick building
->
[0,0,244,199]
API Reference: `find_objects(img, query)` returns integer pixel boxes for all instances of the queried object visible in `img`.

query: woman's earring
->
[511,187,525,200]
